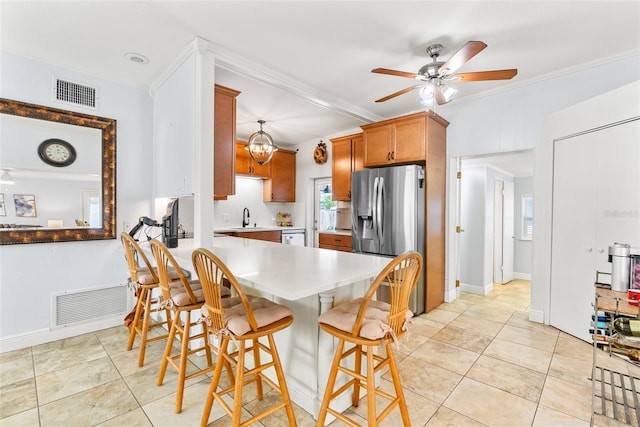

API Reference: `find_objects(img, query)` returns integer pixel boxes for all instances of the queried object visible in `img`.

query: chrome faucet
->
[242,207,250,228]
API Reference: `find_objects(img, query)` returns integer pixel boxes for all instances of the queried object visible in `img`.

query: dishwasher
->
[281,229,305,246]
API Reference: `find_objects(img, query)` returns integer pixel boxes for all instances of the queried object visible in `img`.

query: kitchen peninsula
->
[166,235,391,419]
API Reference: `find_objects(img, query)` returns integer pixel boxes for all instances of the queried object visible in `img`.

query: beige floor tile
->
[444,377,537,427]
[32,334,107,376]
[244,389,317,427]
[425,406,487,426]
[421,307,460,325]
[349,377,439,426]
[36,356,120,405]
[434,298,474,314]
[407,316,446,339]
[0,377,37,419]
[449,314,505,338]
[496,324,559,352]
[555,334,594,364]
[462,304,515,323]
[548,352,593,388]
[109,338,169,377]
[508,312,561,337]
[539,375,592,422]
[466,354,546,402]
[0,349,33,384]
[0,407,40,427]
[38,379,139,427]
[411,340,480,375]
[533,404,591,426]
[431,324,493,353]
[391,355,462,404]
[96,408,153,426]
[484,338,553,373]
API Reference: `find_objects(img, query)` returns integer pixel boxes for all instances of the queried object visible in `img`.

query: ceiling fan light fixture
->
[440,84,458,102]
[247,120,278,165]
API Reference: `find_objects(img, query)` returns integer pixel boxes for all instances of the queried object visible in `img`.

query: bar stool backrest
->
[120,232,157,284]
[149,239,198,306]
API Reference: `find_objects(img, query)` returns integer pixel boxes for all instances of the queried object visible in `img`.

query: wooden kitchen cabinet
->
[319,233,352,252]
[214,85,240,200]
[235,141,271,178]
[233,230,281,243]
[330,133,363,201]
[361,112,447,167]
[263,148,297,202]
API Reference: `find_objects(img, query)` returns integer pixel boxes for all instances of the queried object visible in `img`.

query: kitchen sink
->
[229,226,270,231]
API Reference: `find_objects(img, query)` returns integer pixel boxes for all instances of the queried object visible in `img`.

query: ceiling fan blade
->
[372,68,421,79]
[375,86,418,103]
[438,41,487,75]
[453,69,518,82]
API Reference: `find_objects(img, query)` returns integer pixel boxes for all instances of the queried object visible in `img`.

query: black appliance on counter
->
[162,198,179,248]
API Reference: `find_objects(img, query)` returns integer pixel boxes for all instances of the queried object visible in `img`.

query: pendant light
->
[246,120,278,165]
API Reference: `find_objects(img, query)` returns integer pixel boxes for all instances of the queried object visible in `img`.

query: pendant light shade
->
[247,120,278,165]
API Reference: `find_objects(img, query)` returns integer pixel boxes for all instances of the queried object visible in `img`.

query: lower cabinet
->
[230,230,282,243]
[319,233,352,252]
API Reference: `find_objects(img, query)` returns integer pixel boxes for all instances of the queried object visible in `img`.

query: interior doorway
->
[453,150,533,297]
[312,177,335,247]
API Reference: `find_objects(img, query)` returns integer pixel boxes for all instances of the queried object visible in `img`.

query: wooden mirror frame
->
[0,98,116,245]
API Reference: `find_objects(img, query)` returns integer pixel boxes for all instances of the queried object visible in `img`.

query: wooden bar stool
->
[121,232,178,367]
[316,251,423,427]
[149,239,230,413]
[192,247,297,427]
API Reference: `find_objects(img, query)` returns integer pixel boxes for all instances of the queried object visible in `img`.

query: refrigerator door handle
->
[377,176,384,243]
[372,176,379,239]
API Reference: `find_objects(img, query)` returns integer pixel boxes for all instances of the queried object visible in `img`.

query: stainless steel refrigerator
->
[351,164,425,314]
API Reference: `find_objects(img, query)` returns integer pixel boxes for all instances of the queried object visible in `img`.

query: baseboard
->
[460,282,493,296]
[513,272,532,281]
[529,309,544,324]
[0,315,123,353]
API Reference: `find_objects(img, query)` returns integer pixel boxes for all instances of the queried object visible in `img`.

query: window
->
[521,195,533,240]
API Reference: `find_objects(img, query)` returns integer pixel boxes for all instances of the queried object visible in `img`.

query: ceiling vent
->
[54,78,98,109]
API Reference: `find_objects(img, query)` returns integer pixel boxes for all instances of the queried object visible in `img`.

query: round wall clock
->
[314,141,328,164]
[37,139,77,167]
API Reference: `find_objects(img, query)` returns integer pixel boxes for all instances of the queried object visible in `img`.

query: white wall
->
[443,52,640,322]
[0,53,154,349]
[514,176,533,278]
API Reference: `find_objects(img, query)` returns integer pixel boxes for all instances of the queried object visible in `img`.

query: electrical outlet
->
[223,213,230,223]
[123,221,131,232]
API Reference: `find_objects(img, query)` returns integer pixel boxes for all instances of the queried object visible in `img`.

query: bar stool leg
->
[253,338,264,399]
[366,346,376,427]
[157,311,178,386]
[352,344,363,406]
[175,313,191,413]
[386,340,410,426]
[232,340,247,426]
[127,287,145,351]
[201,336,230,427]
[137,287,154,366]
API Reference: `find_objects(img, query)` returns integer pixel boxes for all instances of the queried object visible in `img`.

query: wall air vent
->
[54,78,98,109]
[52,284,129,328]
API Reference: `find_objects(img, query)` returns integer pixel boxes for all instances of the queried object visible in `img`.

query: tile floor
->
[1,280,638,426]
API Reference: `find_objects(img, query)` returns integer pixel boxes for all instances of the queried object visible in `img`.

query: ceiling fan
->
[372,41,517,105]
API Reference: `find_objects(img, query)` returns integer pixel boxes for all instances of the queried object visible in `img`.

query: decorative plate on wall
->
[314,141,327,164]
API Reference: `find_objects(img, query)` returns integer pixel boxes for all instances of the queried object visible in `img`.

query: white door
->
[493,180,504,284]
[502,180,515,283]
[550,120,640,342]
[313,177,334,247]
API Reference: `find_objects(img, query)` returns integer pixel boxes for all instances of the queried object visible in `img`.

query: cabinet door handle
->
[587,247,593,252]
[387,152,391,161]
[598,248,604,254]
[391,151,395,160]
[347,191,351,198]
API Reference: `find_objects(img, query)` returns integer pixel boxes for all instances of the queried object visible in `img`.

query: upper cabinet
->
[330,133,363,201]
[264,148,297,202]
[214,85,241,200]
[361,112,448,167]
[235,141,271,178]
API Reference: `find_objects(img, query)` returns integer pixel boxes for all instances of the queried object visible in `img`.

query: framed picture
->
[0,194,5,216]
[13,194,37,217]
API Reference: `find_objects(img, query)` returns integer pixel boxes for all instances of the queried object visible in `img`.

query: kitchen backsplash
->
[213,176,305,228]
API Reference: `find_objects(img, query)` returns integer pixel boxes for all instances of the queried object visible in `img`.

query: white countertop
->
[167,236,390,301]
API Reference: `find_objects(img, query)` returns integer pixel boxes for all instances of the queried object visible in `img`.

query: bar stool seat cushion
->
[137,266,190,286]
[318,298,413,340]
[167,280,229,306]
[203,295,292,336]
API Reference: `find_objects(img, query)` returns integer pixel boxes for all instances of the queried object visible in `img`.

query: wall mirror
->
[0,98,116,244]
